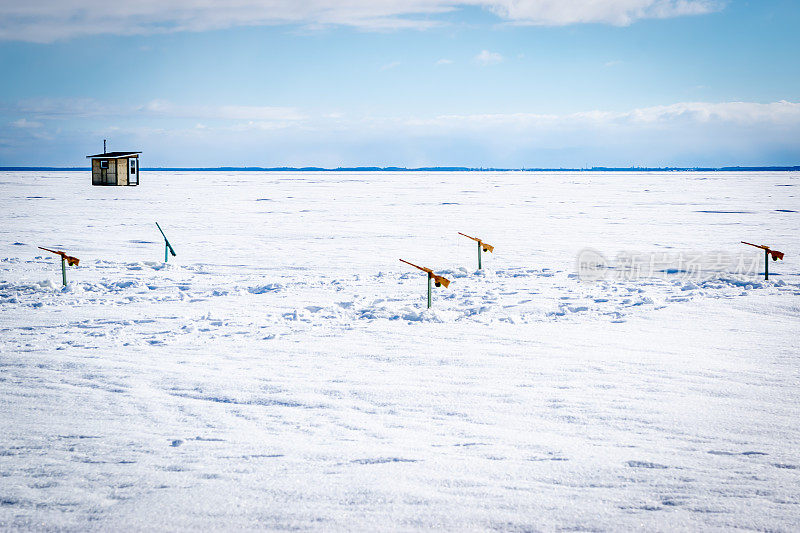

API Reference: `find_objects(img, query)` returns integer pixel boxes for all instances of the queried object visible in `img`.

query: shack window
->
[99,160,109,169]
[130,159,136,174]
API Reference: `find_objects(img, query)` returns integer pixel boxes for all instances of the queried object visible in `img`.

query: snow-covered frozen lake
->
[1,170,799,530]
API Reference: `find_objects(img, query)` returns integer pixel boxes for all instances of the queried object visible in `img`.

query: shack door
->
[129,158,138,185]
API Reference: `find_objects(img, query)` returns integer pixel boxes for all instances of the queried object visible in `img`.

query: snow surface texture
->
[1,170,799,531]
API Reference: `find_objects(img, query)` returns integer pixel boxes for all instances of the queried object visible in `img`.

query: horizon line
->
[1,165,800,172]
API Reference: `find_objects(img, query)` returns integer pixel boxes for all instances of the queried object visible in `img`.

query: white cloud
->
[435,58,454,65]
[140,101,306,121]
[475,50,504,66]
[16,98,305,122]
[379,61,402,71]
[11,118,43,128]
[401,101,800,130]
[487,0,723,26]
[0,1,726,43]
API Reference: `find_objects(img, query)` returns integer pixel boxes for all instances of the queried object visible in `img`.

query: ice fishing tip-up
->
[741,241,784,280]
[38,246,79,286]
[400,259,450,308]
[458,232,493,269]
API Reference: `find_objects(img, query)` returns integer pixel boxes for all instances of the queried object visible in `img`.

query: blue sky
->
[0,0,799,167]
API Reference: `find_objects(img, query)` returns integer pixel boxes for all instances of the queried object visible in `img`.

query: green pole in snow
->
[478,241,482,270]
[156,222,176,263]
[764,248,769,281]
[427,273,432,309]
[61,257,67,287]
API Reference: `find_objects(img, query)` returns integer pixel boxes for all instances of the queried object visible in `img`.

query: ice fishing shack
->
[86,143,141,186]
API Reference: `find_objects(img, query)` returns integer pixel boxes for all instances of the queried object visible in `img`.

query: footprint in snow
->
[708,450,767,456]
[351,457,417,465]
[626,460,668,469]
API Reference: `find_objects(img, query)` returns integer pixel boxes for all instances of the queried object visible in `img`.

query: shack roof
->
[86,152,142,159]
